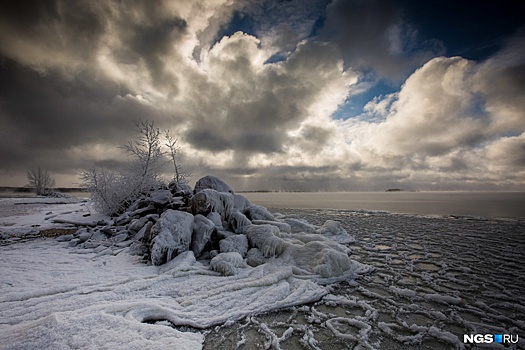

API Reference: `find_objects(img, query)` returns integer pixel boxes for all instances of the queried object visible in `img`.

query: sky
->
[0,0,524,191]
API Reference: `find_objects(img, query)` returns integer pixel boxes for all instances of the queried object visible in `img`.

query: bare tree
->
[165,130,191,185]
[121,120,165,194]
[27,166,55,195]
[81,119,174,215]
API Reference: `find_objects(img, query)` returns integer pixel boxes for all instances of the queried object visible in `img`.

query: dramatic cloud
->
[319,0,444,81]
[0,0,524,190]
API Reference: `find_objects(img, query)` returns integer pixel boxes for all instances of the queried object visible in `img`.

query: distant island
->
[385,188,404,192]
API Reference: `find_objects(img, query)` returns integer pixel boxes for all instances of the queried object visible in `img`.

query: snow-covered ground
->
[1,200,524,349]
[0,198,368,349]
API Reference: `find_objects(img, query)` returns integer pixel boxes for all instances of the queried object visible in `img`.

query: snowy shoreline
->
[1,200,524,349]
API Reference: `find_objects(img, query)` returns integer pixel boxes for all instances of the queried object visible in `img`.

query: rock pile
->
[59,175,357,278]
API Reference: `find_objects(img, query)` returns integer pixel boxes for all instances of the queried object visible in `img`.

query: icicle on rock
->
[229,211,251,234]
[149,210,194,266]
[242,224,285,258]
[191,214,216,258]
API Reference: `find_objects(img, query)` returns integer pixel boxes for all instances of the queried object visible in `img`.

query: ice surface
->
[203,208,525,349]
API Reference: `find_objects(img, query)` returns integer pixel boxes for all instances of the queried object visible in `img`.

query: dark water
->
[243,191,525,219]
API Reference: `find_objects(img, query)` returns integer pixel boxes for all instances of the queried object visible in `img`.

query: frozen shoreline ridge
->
[0,178,524,349]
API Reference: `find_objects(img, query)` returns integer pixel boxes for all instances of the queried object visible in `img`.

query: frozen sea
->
[1,193,524,349]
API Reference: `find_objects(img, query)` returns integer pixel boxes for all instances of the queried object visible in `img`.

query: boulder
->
[210,252,246,276]
[191,189,233,222]
[316,220,355,244]
[148,189,173,207]
[206,212,223,228]
[229,211,251,234]
[149,210,194,266]
[168,180,192,196]
[134,221,153,241]
[194,175,233,194]
[242,224,285,257]
[251,220,291,234]
[219,234,249,257]
[246,205,275,221]
[282,217,317,234]
[246,247,267,267]
[191,214,215,257]
[233,194,252,213]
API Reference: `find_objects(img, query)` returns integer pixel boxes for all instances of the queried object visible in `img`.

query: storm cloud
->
[0,0,524,190]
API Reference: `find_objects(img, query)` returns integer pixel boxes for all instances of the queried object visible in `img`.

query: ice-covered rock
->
[317,220,355,244]
[191,189,233,222]
[283,217,317,233]
[219,234,249,257]
[56,234,74,242]
[134,221,153,241]
[128,217,148,233]
[233,193,252,213]
[229,211,251,233]
[242,224,285,257]
[252,220,291,233]
[207,212,223,228]
[149,210,194,266]
[246,205,275,221]
[148,189,173,207]
[210,252,247,276]
[194,175,233,194]
[282,238,353,278]
[191,214,215,257]
[168,180,192,196]
[76,228,92,243]
[246,247,267,267]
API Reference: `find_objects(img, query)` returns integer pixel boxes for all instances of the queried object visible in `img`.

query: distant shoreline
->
[0,187,88,193]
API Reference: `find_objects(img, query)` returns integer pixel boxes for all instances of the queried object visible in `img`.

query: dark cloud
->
[319,0,443,81]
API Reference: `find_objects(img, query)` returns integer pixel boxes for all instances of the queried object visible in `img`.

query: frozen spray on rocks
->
[65,174,371,280]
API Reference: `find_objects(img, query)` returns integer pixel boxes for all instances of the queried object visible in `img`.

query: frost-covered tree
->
[27,166,55,196]
[81,120,189,215]
[121,120,165,194]
[165,130,191,185]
